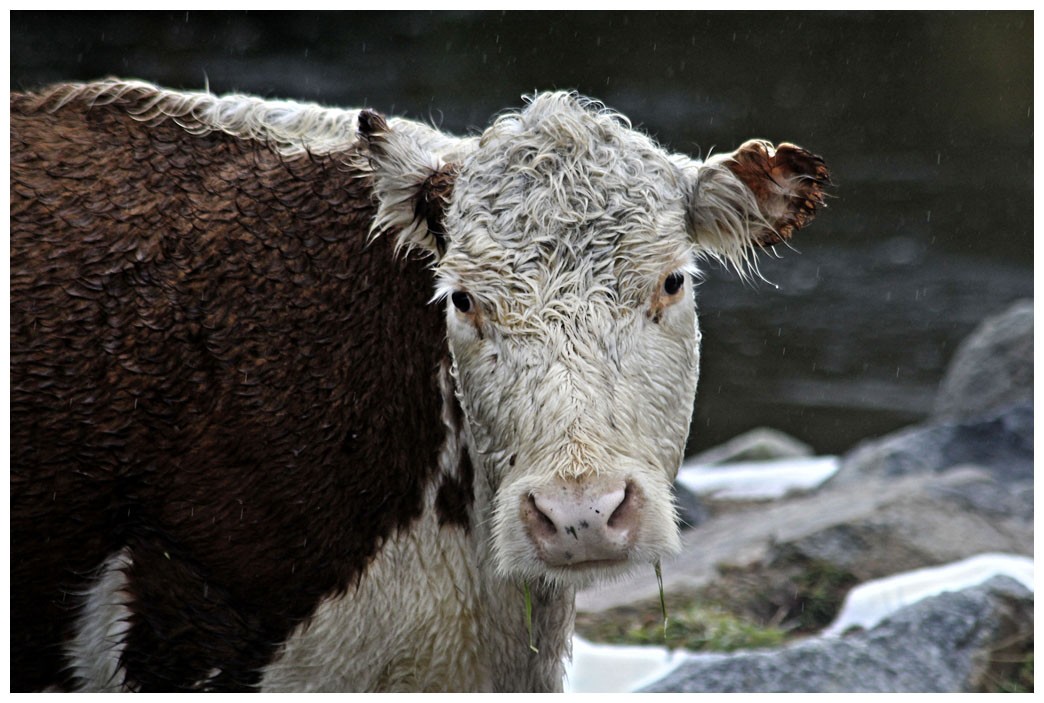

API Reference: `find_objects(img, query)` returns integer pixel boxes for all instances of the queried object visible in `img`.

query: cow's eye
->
[663,272,685,296]
[451,291,473,313]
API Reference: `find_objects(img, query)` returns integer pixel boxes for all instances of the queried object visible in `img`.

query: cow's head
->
[360,93,828,588]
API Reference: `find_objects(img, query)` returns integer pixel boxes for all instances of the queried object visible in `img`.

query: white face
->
[363,91,829,589]
[435,95,699,588]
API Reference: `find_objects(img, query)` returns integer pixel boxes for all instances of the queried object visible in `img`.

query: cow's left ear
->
[358,110,459,258]
[681,140,830,271]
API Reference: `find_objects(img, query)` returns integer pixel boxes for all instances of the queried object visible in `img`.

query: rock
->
[687,427,814,466]
[670,426,814,529]
[580,303,1036,690]
[926,464,1034,522]
[933,299,1033,421]
[641,576,1034,692]
[835,400,1032,485]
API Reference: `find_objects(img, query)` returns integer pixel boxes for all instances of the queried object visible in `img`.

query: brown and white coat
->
[10,81,828,692]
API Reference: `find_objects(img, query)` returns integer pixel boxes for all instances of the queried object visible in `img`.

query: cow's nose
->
[522,480,640,566]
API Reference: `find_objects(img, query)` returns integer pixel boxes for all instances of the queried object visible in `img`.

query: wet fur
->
[10,81,828,692]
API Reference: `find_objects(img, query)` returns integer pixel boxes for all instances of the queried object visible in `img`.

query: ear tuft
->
[358,109,458,258]
[683,139,830,275]
[725,140,831,247]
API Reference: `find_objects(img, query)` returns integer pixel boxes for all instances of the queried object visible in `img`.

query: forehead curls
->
[469,92,686,228]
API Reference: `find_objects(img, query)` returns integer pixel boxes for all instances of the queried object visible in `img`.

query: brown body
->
[10,90,452,691]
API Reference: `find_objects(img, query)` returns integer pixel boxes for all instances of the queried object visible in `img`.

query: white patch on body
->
[65,548,135,692]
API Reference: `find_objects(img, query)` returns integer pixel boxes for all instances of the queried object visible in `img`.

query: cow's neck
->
[259,369,574,692]
[260,478,574,692]
[469,454,576,692]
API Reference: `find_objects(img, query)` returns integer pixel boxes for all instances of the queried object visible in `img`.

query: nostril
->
[527,494,557,538]
[606,482,636,530]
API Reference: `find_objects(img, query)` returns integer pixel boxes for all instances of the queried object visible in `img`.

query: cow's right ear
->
[357,110,459,259]
[681,140,830,274]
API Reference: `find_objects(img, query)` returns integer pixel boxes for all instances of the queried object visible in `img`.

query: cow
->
[10,79,829,692]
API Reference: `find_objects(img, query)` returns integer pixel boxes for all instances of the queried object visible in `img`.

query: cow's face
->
[361,93,828,589]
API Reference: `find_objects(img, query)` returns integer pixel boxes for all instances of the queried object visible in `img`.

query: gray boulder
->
[835,400,1032,485]
[642,576,1033,693]
[933,299,1033,421]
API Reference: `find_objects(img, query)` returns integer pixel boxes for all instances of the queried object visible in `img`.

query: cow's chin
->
[492,541,672,591]
[540,556,652,591]
[491,515,681,591]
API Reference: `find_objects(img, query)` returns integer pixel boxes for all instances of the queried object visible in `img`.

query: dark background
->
[11,11,1033,456]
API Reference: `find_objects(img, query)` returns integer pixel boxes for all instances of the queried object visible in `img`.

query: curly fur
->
[10,80,827,692]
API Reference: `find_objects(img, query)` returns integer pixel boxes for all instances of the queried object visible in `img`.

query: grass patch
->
[577,555,858,654]
[789,559,860,632]
[575,599,786,653]
[702,555,859,634]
